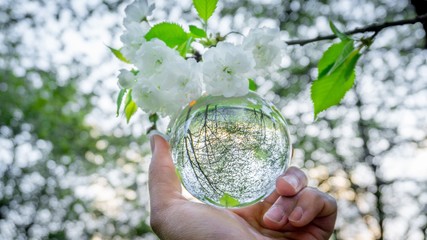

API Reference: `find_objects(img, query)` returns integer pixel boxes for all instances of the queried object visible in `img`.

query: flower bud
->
[117,69,136,89]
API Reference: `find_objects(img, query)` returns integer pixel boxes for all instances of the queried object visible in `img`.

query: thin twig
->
[286,13,427,46]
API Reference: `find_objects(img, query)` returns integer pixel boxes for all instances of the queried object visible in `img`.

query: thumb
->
[148,132,182,206]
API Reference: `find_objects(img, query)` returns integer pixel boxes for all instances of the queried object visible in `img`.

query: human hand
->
[148,133,337,240]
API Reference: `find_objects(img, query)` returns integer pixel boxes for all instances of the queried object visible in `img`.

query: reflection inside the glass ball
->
[169,93,291,208]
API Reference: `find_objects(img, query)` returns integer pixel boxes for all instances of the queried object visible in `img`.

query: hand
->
[148,134,337,240]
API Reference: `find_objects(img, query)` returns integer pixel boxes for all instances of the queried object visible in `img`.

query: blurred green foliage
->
[0,1,154,239]
[1,0,426,240]
[0,68,153,239]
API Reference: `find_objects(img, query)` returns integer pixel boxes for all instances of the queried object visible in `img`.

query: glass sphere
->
[168,91,291,208]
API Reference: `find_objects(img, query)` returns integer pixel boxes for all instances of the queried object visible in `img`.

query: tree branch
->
[286,13,427,46]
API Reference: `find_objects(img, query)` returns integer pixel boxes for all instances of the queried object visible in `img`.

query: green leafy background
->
[1,0,426,240]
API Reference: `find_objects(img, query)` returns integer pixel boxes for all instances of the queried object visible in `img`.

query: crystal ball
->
[168,91,291,208]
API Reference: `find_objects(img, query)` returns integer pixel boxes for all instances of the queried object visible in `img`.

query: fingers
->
[148,133,183,208]
[263,166,308,205]
[263,194,296,226]
[263,187,337,232]
[262,166,309,226]
[288,188,337,229]
[276,166,308,196]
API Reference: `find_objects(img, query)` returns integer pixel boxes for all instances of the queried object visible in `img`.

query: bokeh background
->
[1,0,426,239]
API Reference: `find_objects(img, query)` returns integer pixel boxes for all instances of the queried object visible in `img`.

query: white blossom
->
[202,42,255,97]
[117,69,136,89]
[123,0,154,27]
[243,28,285,70]
[134,39,181,77]
[162,58,203,109]
[120,22,150,62]
[131,81,162,114]
[132,57,203,116]
[117,1,289,118]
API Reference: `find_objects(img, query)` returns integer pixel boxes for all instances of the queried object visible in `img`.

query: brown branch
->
[286,13,427,46]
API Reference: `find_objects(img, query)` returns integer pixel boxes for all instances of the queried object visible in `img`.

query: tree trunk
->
[411,0,427,48]
[355,93,385,240]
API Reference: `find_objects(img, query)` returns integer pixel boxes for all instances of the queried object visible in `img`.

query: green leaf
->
[329,21,351,41]
[125,100,138,123]
[318,40,351,79]
[124,89,133,107]
[107,46,130,63]
[193,0,218,22]
[189,25,207,38]
[219,193,240,207]
[116,89,126,117]
[123,90,138,123]
[145,22,188,48]
[311,49,361,119]
[177,36,194,57]
[148,113,159,123]
[130,69,139,75]
[328,40,355,75]
[248,79,258,91]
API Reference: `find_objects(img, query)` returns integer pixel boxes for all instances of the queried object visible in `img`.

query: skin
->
[148,134,337,240]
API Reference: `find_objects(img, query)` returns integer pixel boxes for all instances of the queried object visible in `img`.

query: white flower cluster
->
[117,0,287,117]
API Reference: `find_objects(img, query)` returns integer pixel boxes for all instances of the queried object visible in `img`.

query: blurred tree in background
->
[0,0,153,239]
[1,0,426,239]
[215,0,427,239]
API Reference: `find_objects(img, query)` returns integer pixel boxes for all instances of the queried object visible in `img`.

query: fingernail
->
[148,130,168,152]
[282,175,298,190]
[265,206,285,223]
[289,206,303,222]
[150,135,156,152]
